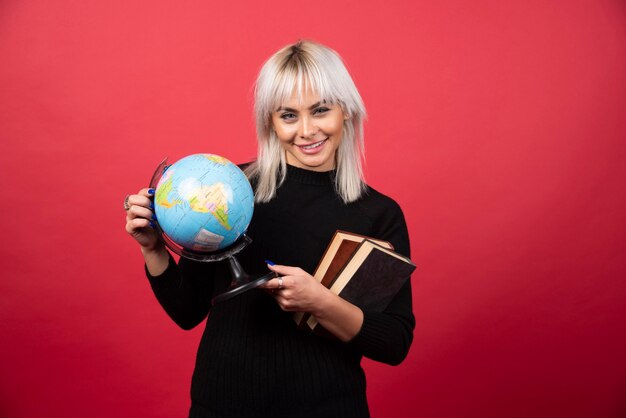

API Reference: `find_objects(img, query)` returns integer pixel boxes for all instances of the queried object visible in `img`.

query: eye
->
[279,112,296,121]
[313,107,330,115]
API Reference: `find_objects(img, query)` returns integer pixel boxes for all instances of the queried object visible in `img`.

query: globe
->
[153,154,254,253]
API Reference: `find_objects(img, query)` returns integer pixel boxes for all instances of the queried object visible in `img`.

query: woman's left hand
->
[261,263,365,342]
[260,264,330,313]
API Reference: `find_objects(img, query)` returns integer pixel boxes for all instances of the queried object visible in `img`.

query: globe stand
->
[212,257,276,304]
[149,158,275,305]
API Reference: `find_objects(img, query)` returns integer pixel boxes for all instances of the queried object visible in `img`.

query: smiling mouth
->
[297,139,327,150]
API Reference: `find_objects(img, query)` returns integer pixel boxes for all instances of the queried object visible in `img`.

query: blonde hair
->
[245,40,367,204]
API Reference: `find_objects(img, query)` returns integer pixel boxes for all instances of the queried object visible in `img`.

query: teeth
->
[301,140,325,150]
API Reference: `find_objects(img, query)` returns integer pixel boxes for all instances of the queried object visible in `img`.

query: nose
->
[298,116,317,139]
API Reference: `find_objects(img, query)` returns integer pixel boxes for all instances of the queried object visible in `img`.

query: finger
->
[267,264,305,277]
[126,204,156,222]
[127,194,154,211]
[259,277,284,290]
[125,217,154,234]
[139,187,156,198]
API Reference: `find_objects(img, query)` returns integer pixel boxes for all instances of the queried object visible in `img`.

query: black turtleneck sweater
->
[146,165,415,418]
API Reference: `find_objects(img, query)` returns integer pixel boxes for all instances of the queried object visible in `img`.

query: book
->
[293,231,393,328]
[306,239,416,332]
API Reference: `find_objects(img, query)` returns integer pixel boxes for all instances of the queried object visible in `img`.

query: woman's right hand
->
[124,188,162,252]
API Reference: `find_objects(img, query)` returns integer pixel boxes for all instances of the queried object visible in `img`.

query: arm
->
[349,279,414,365]
[258,194,415,364]
[262,265,364,342]
[350,199,415,365]
[145,254,215,330]
[125,187,214,330]
[262,261,414,364]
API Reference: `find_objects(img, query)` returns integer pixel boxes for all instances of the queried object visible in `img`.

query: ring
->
[123,195,131,211]
[277,277,283,290]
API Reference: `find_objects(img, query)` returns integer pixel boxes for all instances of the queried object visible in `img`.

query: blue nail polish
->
[148,188,155,195]
[149,202,154,209]
[265,260,276,266]
[152,213,157,220]
[149,221,156,229]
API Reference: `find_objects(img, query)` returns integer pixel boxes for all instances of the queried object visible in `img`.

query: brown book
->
[307,239,416,332]
[293,231,393,328]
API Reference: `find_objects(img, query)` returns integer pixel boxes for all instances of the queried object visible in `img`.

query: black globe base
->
[212,256,276,304]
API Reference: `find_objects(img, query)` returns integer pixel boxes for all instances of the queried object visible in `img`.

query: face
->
[271,90,346,172]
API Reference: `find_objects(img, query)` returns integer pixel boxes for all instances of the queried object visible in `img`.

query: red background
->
[1,1,625,417]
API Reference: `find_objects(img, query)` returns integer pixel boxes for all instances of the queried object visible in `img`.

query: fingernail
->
[265,260,276,266]
[148,188,155,195]
[149,221,156,229]
[152,213,157,220]
[149,202,154,209]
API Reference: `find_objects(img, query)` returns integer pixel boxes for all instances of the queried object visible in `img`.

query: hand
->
[260,264,331,314]
[124,188,163,252]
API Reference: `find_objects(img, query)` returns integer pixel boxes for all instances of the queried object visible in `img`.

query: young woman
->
[124,40,414,418]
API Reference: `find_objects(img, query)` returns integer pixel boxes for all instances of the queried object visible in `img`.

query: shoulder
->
[354,185,410,256]
[357,185,405,218]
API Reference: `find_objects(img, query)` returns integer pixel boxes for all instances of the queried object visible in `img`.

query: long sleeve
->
[350,281,415,365]
[349,195,416,365]
[146,254,216,330]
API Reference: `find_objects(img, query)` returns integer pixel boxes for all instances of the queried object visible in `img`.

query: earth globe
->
[149,154,274,303]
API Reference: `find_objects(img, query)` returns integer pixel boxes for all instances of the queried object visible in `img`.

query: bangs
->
[267,58,342,112]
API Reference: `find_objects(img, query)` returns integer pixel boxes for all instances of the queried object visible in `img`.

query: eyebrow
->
[276,101,326,112]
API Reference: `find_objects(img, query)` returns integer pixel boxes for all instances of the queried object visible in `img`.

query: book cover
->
[306,240,416,331]
[293,231,393,327]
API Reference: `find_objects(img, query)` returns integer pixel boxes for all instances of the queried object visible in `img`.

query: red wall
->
[1,1,625,417]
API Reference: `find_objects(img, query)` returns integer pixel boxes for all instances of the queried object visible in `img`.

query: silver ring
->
[277,277,283,289]
[123,195,131,211]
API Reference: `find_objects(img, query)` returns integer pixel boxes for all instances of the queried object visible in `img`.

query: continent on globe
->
[181,179,232,230]
[155,170,181,208]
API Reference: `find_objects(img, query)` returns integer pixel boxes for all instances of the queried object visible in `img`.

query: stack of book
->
[295,230,416,334]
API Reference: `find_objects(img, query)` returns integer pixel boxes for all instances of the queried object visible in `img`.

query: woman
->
[124,40,414,418]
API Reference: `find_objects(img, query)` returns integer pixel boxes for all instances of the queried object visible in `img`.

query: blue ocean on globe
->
[154,154,254,252]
